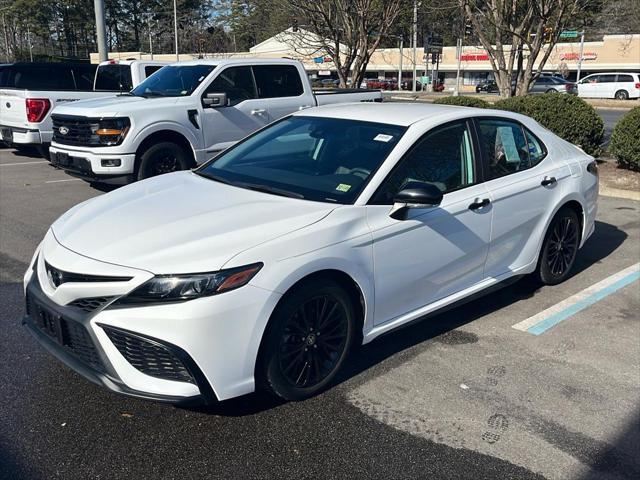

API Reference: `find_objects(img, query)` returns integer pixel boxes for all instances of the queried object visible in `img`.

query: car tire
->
[259,279,357,401]
[614,89,629,100]
[137,142,191,180]
[546,88,558,93]
[537,207,581,285]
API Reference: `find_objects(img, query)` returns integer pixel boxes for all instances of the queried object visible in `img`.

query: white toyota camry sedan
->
[23,103,598,404]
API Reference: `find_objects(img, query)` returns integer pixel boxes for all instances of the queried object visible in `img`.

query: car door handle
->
[298,105,313,110]
[251,109,266,115]
[468,198,491,211]
[541,176,557,187]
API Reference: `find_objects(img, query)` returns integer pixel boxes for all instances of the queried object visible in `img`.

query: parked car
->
[529,76,577,94]
[433,81,445,92]
[0,60,168,157]
[48,58,383,185]
[401,79,423,90]
[577,72,640,100]
[476,80,499,93]
[23,103,598,404]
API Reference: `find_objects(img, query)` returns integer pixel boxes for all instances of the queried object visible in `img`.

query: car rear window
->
[0,64,77,90]
[95,64,133,91]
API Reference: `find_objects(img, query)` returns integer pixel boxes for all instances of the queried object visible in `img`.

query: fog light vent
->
[101,159,122,167]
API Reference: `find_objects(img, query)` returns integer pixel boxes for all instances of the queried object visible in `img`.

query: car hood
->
[51,171,336,274]
[51,95,179,117]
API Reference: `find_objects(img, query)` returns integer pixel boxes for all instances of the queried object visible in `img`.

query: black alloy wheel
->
[260,280,356,401]
[537,207,580,285]
[137,141,190,180]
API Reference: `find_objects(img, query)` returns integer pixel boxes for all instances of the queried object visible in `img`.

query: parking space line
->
[513,262,640,335]
[0,161,48,166]
[45,179,82,184]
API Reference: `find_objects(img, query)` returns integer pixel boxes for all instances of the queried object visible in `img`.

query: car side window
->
[617,74,633,82]
[144,65,163,78]
[599,74,617,83]
[205,66,257,106]
[371,120,475,205]
[525,129,546,167]
[253,65,304,98]
[477,118,531,179]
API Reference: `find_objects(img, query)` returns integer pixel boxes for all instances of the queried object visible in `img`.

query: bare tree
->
[460,0,601,97]
[282,0,405,87]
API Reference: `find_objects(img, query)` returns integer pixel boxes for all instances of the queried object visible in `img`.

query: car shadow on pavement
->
[3,146,43,159]
[190,220,627,417]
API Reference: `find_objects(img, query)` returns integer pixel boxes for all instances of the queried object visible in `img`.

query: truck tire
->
[137,142,191,180]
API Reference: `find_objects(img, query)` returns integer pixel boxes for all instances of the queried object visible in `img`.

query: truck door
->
[252,64,314,121]
[200,65,270,156]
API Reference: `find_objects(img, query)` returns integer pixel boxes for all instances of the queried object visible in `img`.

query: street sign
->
[559,31,579,39]
[425,34,443,54]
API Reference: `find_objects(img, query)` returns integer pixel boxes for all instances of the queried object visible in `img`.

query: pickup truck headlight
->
[114,263,263,306]
[91,117,130,146]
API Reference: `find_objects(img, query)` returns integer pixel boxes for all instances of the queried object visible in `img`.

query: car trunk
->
[0,89,28,128]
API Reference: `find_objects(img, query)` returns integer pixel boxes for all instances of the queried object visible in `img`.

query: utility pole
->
[412,0,418,92]
[2,14,9,62]
[27,24,33,61]
[147,15,153,60]
[454,37,462,96]
[576,30,585,82]
[173,0,179,61]
[93,0,108,62]
[398,37,403,91]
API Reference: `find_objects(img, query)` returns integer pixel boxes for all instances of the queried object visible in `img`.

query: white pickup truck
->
[0,59,168,156]
[48,58,382,184]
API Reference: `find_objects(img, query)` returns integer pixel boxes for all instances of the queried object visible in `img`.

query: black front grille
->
[102,326,195,384]
[27,295,105,372]
[68,297,114,313]
[52,115,97,146]
[45,261,132,287]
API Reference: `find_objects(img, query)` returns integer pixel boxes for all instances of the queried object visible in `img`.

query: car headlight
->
[114,263,262,306]
[90,117,130,146]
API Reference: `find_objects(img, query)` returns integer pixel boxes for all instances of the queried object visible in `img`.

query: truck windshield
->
[131,65,215,97]
[196,116,407,204]
[95,64,133,91]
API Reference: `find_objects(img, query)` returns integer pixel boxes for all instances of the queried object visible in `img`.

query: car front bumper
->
[23,235,282,403]
[50,144,137,184]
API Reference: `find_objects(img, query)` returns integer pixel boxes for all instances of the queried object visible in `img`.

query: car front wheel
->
[137,142,191,180]
[259,279,357,401]
[537,207,580,285]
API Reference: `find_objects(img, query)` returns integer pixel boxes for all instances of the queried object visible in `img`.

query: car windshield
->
[131,65,215,97]
[196,116,407,204]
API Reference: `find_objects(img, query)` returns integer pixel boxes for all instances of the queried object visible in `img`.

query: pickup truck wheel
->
[137,142,190,180]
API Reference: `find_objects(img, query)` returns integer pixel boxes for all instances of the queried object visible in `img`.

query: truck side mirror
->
[203,92,228,108]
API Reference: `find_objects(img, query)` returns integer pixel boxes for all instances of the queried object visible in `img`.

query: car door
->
[365,119,493,325]
[578,74,599,98]
[475,117,569,278]
[252,64,314,121]
[596,74,617,98]
[200,65,270,154]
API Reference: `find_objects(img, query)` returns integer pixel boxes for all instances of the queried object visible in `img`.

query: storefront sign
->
[460,53,490,61]
[560,52,597,61]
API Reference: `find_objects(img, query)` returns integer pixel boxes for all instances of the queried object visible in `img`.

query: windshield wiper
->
[140,90,166,98]
[235,181,305,199]
[193,170,235,185]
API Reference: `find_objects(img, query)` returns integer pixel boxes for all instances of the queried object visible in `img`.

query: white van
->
[577,72,640,100]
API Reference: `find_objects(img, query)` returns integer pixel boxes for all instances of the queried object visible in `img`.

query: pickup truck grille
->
[52,115,98,146]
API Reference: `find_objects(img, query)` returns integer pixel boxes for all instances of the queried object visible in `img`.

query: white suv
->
[577,72,640,100]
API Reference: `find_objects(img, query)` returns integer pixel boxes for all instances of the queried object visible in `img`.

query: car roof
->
[170,58,300,67]
[293,102,528,127]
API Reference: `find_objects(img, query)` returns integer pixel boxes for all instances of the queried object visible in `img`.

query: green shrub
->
[433,96,491,108]
[609,106,640,171]
[493,94,604,156]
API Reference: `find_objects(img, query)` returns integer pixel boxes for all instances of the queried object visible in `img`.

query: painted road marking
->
[513,262,640,335]
[0,161,48,166]
[45,178,82,184]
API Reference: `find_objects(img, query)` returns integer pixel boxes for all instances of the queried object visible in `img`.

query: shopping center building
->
[93,29,639,91]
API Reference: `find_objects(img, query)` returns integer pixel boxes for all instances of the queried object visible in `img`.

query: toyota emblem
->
[58,126,69,135]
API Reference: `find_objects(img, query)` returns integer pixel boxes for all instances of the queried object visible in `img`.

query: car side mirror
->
[389,181,443,220]
[202,92,228,108]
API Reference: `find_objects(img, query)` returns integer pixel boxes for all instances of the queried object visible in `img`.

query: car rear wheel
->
[137,142,191,180]
[537,207,580,285]
[259,279,357,401]
[615,89,629,100]
[546,88,558,93]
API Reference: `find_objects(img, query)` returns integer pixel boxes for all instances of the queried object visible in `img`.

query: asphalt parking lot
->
[1,147,638,480]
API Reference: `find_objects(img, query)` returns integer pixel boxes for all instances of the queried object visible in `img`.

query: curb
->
[599,185,640,201]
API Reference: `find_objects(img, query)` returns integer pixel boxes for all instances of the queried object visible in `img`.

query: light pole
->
[93,0,108,62]
[576,30,585,82]
[173,0,179,61]
[412,0,418,92]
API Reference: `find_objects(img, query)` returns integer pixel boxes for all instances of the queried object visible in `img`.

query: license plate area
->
[32,299,65,345]
[54,152,70,166]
